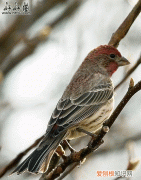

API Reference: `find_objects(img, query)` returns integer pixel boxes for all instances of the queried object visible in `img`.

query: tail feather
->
[12,155,32,174]
[38,149,54,173]
[28,138,56,173]
[11,132,66,175]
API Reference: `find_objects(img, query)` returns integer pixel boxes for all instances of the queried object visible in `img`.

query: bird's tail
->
[12,132,66,174]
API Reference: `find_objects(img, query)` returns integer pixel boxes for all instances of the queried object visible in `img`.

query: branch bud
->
[102,126,109,133]
[129,78,134,89]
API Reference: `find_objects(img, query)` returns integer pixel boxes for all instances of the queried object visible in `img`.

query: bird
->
[12,45,130,175]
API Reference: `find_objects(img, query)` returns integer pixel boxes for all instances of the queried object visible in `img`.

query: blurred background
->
[0,0,141,179]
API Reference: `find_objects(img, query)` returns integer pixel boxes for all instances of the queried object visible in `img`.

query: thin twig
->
[126,142,140,171]
[115,55,141,90]
[50,0,82,28]
[0,0,83,76]
[108,0,141,47]
[93,132,141,156]
[0,0,67,65]
[114,141,140,180]
[0,0,66,46]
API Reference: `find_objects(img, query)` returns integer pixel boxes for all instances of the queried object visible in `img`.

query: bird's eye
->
[110,54,116,58]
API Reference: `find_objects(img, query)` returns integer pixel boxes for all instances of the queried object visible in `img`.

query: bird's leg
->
[77,127,97,139]
[63,140,76,153]
[76,128,102,149]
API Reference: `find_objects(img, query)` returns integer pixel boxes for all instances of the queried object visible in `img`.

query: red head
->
[86,45,130,76]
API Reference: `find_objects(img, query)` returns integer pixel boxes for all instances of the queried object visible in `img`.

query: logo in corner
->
[2,1,31,15]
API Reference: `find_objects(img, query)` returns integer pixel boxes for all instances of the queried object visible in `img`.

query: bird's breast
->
[65,97,114,140]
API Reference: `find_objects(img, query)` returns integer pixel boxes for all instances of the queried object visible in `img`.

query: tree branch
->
[93,132,141,156]
[57,132,141,180]
[114,141,140,180]
[0,0,83,76]
[108,0,141,47]
[0,1,140,179]
[57,162,79,180]
[39,79,141,180]
[0,0,67,65]
[115,55,141,90]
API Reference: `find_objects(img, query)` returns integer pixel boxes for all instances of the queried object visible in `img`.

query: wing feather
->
[47,77,114,136]
[71,92,91,105]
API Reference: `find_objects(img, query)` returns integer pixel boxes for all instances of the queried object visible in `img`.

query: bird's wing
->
[47,76,113,136]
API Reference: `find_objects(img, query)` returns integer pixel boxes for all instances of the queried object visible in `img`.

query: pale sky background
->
[0,0,141,180]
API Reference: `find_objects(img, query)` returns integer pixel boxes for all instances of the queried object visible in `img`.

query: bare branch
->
[108,0,141,47]
[114,141,140,180]
[0,1,140,179]
[115,55,141,90]
[93,132,141,156]
[39,79,141,180]
[0,0,83,76]
[0,0,66,45]
[0,71,3,84]
[126,142,140,171]
[50,0,82,28]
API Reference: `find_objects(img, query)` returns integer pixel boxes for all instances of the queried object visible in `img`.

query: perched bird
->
[12,45,130,175]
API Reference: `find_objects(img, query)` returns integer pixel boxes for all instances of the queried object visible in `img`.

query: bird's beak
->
[118,57,130,66]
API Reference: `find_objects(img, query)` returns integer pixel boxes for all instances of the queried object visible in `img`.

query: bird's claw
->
[77,128,97,139]
[63,140,76,154]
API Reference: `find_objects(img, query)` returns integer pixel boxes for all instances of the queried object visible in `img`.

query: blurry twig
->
[0,0,23,46]
[0,0,83,75]
[115,55,141,90]
[93,132,141,156]
[0,135,44,178]
[0,101,9,109]
[0,0,66,62]
[0,71,3,84]
[108,0,141,47]
[114,141,140,180]
[39,79,141,180]
[126,142,140,171]
[50,0,82,28]
[18,0,67,31]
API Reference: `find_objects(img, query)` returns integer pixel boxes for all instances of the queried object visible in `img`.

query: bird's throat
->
[107,61,118,76]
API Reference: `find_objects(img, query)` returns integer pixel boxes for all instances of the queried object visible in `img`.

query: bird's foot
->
[77,127,97,139]
[63,140,76,154]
